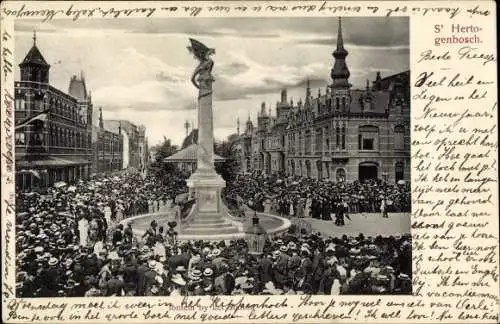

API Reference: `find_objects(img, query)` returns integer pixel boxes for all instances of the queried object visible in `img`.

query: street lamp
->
[245,210,267,255]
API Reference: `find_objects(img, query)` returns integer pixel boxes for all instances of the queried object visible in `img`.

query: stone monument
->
[182,38,242,238]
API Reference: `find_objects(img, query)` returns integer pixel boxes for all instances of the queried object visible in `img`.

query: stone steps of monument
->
[189,218,227,225]
[181,225,240,236]
[191,216,226,224]
[186,222,235,229]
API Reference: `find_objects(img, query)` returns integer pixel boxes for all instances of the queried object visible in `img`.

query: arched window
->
[341,97,346,111]
[336,97,340,110]
[336,168,346,182]
[395,161,404,181]
[341,123,346,150]
[394,125,405,150]
[358,125,379,151]
[336,123,340,148]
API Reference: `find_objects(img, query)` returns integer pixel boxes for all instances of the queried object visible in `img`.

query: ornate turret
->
[281,89,287,104]
[245,114,254,134]
[19,31,50,83]
[260,102,266,116]
[68,71,89,102]
[330,17,351,89]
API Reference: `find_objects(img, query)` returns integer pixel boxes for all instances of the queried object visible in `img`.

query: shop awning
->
[16,157,91,168]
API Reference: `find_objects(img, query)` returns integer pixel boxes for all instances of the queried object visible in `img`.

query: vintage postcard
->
[1,1,498,323]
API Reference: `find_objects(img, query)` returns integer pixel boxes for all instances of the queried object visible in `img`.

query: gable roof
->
[164,144,225,162]
[20,45,50,67]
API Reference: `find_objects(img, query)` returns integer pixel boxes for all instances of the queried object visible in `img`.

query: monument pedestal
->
[181,169,243,239]
[187,169,225,214]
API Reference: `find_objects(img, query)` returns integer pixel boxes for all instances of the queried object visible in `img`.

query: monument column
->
[186,38,226,215]
[196,74,215,174]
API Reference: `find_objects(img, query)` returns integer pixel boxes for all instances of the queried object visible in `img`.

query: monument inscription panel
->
[197,188,219,212]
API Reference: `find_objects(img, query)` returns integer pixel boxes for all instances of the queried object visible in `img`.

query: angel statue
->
[187,38,215,92]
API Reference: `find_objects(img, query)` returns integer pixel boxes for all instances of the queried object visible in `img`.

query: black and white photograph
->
[13,16,411,298]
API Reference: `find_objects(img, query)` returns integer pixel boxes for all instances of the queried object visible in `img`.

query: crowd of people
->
[16,169,412,297]
[223,173,411,222]
[17,219,412,297]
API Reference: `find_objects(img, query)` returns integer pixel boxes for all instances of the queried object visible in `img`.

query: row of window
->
[15,129,91,148]
[15,96,88,124]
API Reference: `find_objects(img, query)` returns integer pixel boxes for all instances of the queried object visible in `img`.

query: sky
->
[14,17,409,147]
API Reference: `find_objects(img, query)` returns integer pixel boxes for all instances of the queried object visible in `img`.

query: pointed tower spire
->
[33,30,37,46]
[331,17,351,88]
[336,17,346,54]
[366,79,370,91]
[236,117,240,135]
[99,107,103,129]
[118,121,122,134]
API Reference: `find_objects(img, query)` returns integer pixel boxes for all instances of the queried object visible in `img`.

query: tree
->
[150,136,179,175]
[214,137,241,181]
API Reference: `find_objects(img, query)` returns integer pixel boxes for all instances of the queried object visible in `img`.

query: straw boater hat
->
[203,268,213,277]
[211,248,221,257]
[171,274,186,286]
[190,269,202,280]
[48,257,58,266]
[280,245,288,253]
[175,265,186,273]
[262,281,283,295]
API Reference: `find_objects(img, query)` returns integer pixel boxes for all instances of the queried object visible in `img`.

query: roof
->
[164,144,225,163]
[19,45,49,67]
[16,156,91,168]
[68,75,87,101]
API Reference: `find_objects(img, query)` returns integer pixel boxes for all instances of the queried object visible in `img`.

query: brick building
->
[15,33,93,191]
[235,18,410,183]
[103,120,148,172]
[91,108,123,174]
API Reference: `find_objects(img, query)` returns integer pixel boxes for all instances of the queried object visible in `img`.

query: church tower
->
[330,18,351,112]
[19,31,50,83]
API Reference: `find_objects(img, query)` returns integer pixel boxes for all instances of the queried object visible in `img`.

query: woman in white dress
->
[104,205,112,227]
[330,278,341,295]
[305,196,312,218]
[78,216,89,247]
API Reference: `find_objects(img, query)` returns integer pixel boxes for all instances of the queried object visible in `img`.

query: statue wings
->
[187,38,215,60]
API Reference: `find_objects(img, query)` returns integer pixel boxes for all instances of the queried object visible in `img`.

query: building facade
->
[15,33,93,191]
[236,18,410,183]
[103,120,148,172]
[91,108,123,174]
